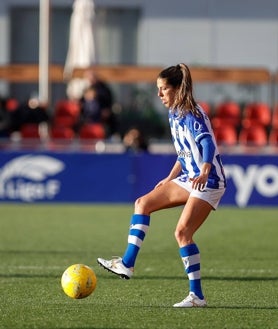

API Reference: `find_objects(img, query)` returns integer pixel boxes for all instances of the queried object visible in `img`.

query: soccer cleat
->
[97,256,134,279]
[173,292,207,308]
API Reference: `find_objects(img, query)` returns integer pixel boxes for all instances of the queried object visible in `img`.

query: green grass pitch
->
[0,204,278,329]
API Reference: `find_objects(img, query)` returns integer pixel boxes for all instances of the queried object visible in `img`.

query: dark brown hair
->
[158,63,201,117]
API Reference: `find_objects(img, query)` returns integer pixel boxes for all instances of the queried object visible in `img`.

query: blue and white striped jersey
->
[169,106,226,189]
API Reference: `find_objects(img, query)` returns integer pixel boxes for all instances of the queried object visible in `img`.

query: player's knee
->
[174,227,182,241]
[174,226,192,245]
[134,196,149,214]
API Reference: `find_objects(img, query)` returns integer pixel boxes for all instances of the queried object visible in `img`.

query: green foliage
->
[0,204,278,329]
[118,86,167,139]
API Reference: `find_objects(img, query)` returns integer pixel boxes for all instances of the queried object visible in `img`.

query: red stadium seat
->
[53,115,78,128]
[241,102,271,128]
[79,123,105,140]
[269,128,278,146]
[53,100,80,128]
[198,101,211,117]
[50,126,75,139]
[55,100,80,117]
[211,101,241,128]
[5,98,19,112]
[238,125,267,146]
[20,123,40,139]
[214,125,237,146]
[271,106,278,129]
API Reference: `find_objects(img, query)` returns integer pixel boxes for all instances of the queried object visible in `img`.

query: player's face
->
[157,78,177,109]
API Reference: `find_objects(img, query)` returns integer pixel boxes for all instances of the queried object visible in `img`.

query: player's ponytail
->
[158,63,200,117]
[178,64,200,117]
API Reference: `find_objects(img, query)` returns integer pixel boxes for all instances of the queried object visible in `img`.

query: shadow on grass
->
[203,275,278,281]
[92,303,278,311]
[1,272,277,282]
[131,275,278,282]
[207,305,278,310]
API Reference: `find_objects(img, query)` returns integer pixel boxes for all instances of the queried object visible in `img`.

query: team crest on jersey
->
[194,121,202,131]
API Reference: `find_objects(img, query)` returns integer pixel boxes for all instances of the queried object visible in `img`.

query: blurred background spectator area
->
[0,0,278,152]
[1,92,278,153]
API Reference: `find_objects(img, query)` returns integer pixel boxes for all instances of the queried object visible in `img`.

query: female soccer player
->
[98,64,226,308]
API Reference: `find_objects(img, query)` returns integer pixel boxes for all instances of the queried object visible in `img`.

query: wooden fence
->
[0,64,272,84]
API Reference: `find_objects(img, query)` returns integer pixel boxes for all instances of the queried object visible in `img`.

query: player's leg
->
[134,180,190,215]
[173,197,212,307]
[97,181,189,279]
[120,181,190,270]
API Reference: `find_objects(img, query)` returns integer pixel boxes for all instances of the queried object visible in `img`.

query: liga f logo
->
[0,155,65,202]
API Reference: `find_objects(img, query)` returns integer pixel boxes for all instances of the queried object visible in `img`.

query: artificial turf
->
[0,204,277,329]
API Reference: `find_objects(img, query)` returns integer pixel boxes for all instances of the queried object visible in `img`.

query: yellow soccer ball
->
[61,264,97,299]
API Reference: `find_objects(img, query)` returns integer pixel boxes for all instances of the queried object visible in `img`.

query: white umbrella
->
[64,0,96,99]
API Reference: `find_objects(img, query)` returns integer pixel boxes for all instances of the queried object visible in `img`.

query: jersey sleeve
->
[186,113,211,142]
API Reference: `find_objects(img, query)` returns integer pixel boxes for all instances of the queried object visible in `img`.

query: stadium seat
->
[198,101,211,117]
[55,100,80,117]
[5,98,19,112]
[53,100,80,128]
[241,102,271,128]
[271,105,278,129]
[268,128,278,146]
[238,125,268,146]
[53,115,78,128]
[214,125,238,146]
[50,126,75,139]
[79,123,105,140]
[211,101,241,128]
[20,123,40,139]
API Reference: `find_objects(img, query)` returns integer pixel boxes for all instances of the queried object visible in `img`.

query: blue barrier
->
[0,151,277,206]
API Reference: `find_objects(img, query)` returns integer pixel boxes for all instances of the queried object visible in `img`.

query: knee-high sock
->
[122,214,150,268]
[179,243,204,299]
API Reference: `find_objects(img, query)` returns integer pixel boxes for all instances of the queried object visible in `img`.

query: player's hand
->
[190,175,208,191]
[190,162,211,190]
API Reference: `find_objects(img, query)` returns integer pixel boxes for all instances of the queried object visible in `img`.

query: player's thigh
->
[176,196,213,237]
[135,181,189,214]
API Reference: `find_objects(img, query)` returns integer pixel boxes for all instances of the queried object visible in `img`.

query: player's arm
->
[191,135,215,190]
[167,160,182,180]
[155,160,182,188]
